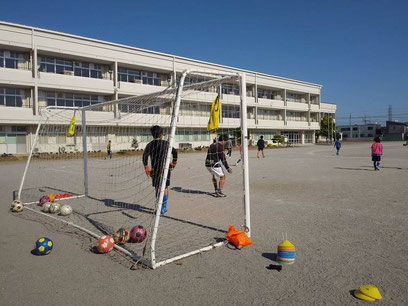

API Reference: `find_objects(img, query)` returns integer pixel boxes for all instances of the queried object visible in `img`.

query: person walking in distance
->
[334,138,342,155]
[205,134,232,197]
[257,136,265,158]
[371,137,383,171]
[143,125,178,214]
[105,140,112,159]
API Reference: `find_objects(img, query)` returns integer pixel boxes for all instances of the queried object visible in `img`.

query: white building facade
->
[337,124,381,140]
[0,22,336,155]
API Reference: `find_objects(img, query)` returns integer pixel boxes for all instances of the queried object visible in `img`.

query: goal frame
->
[17,70,251,269]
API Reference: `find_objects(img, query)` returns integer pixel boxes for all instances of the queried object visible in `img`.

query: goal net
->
[17,70,251,269]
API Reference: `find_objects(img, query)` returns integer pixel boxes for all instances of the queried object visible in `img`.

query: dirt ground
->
[1,142,407,305]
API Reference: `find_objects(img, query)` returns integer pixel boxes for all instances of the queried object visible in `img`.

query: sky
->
[1,0,407,125]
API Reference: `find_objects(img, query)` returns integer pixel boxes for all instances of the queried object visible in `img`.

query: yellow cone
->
[354,290,376,302]
[358,284,382,300]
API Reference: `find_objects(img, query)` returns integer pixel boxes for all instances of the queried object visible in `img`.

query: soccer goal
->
[17,70,251,269]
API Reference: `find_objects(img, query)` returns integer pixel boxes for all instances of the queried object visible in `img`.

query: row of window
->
[286,92,304,103]
[257,88,280,100]
[39,91,105,108]
[118,103,161,114]
[179,103,210,117]
[1,50,321,102]
[0,88,26,107]
[341,126,374,132]
[343,134,374,138]
[257,109,282,121]
[118,68,161,86]
[0,51,28,70]
[287,112,308,121]
[222,106,240,118]
[38,57,104,79]
[176,130,211,142]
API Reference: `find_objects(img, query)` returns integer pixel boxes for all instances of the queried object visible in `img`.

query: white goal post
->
[17,70,251,269]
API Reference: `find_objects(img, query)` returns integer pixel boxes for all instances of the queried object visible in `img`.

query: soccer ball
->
[47,193,55,202]
[130,225,147,243]
[113,228,130,245]
[49,203,61,214]
[33,237,53,255]
[59,204,73,216]
[97,235,115,253]
[39,195,50,206]
[11,200,24,212]
[42,202,52,213]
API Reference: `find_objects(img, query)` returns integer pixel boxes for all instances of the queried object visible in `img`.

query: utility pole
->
[388,105,392,122]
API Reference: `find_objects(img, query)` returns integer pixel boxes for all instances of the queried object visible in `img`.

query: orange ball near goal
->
[97,235,115,253]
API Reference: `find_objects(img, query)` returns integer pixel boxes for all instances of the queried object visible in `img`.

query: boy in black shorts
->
[257,136,265,158]
[143,125,178,214]
[205,134,232,197]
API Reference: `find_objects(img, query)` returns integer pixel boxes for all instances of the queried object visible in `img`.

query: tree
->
[318,116,336,141]
[273,134,284,143]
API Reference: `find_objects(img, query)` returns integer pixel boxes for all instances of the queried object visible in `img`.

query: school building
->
[0,21,336,155]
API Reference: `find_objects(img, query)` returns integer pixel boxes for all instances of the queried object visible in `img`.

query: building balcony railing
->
[258,97,285,109]
[286,101,309,111]
[257,119,285,128]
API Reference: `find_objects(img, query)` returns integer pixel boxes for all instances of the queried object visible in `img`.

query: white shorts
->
[207,165,225,178]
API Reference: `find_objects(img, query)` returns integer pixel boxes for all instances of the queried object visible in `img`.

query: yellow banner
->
[207,95,220,131]
[67,115,76,137]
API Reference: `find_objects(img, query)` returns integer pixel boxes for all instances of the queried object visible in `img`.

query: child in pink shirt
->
[371,137,383,171]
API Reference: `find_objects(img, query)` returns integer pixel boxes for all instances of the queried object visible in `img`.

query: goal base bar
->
[152,241,225,269]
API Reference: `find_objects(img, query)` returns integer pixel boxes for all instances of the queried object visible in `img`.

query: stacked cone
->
[276,240,295,265]
[354,284,382,302]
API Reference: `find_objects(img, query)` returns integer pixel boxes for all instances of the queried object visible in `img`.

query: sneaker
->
[216,190,227,197]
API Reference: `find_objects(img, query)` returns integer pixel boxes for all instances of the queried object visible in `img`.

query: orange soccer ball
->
[97,235,115,253]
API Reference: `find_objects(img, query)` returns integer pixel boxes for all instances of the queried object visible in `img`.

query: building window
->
[118,68,141,83]
[141,71,161,86]
[118,103,160,114]
[40,91,104,108]
[176,130,210,142]
[287,111,307,121]
[341,127,350,131]
[0,50,30,70]
[286,92,302,103]
[258,88,278,100]
[0,88,24,107]
[352,127,358,131]
[221,84,240,95]
[367,127,373,130]
[310,95,319,104]
[118,68,161,86]
[39,57,73,74]
[222,105,240,118]
[258,108,280,120]
[74,62,102,79]
[179,103,210,117]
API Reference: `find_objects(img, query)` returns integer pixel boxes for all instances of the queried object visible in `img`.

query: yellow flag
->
[67,115,76,137]
[207,95,220,131]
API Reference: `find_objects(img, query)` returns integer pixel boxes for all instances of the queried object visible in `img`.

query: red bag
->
[225,225,253,249]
